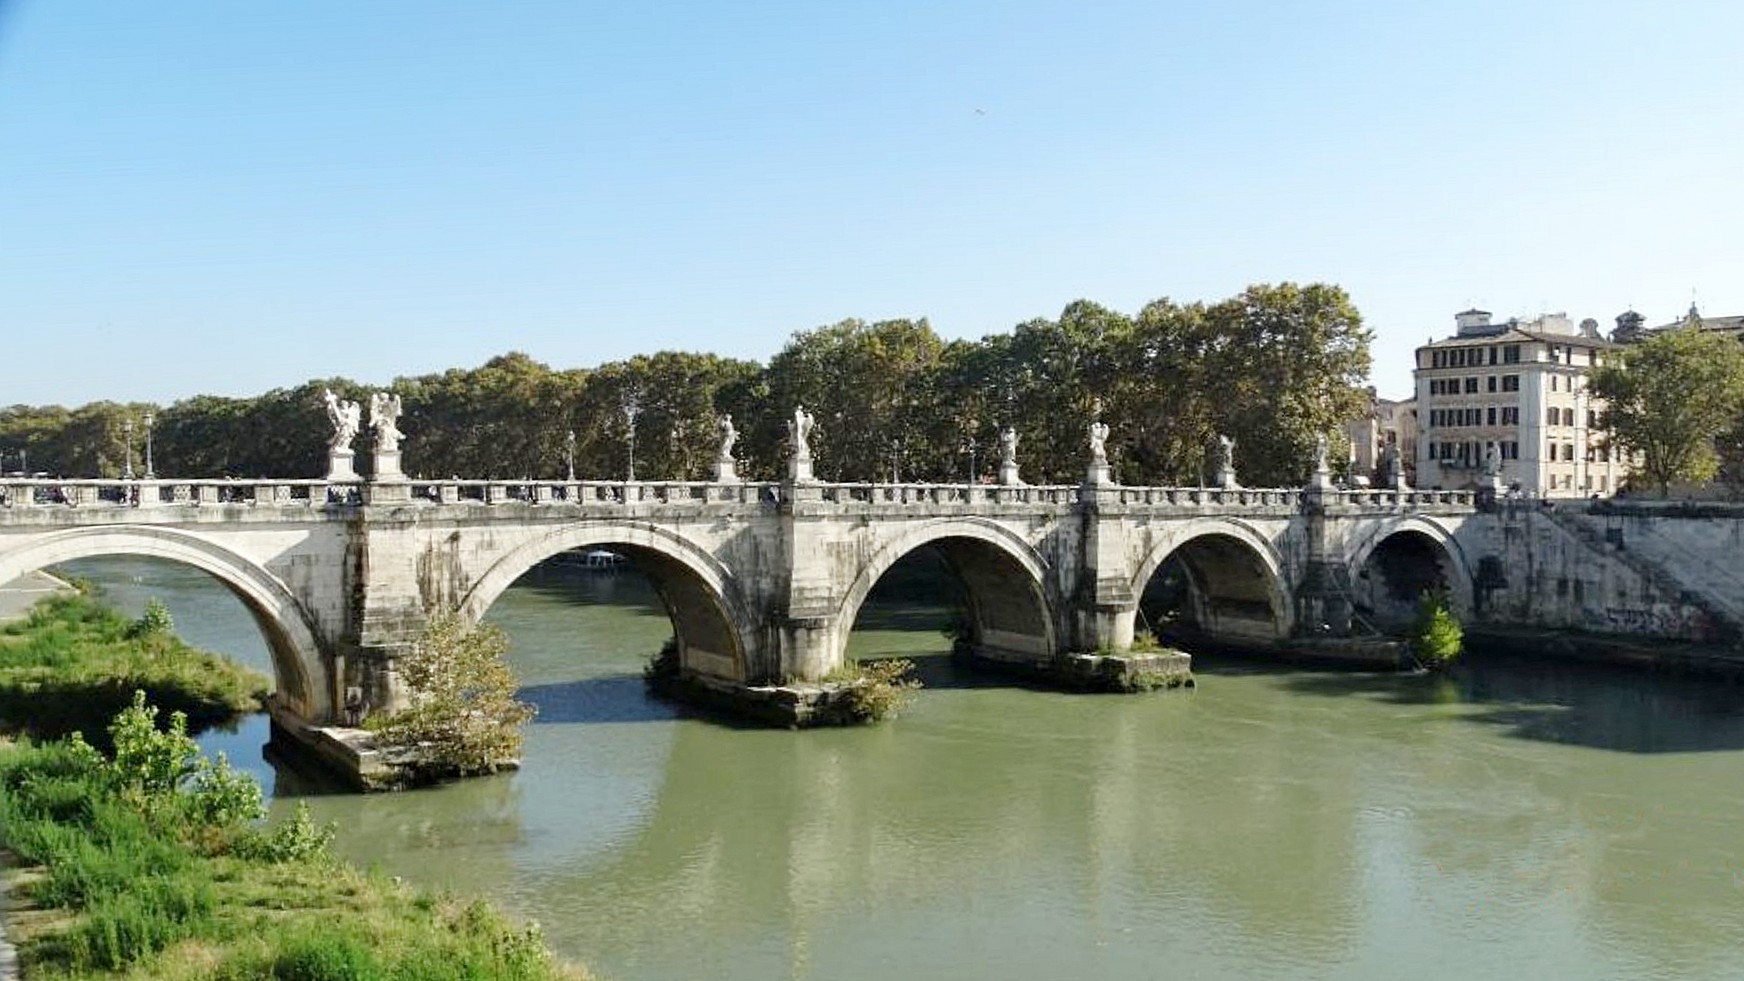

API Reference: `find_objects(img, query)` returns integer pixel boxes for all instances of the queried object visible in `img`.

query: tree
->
[1590,325,1744,495]
[367,613,535,779]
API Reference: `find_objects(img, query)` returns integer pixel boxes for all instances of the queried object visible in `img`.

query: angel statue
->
[790,405,816,459]
[718,414,738,462]
[1088,420,1110,465]
[323,389,361,452]
[369,392,404,454]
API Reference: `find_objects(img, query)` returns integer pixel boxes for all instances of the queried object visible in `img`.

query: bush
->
[1411,591,1463,669]
[829,658,922,722]
[129,597,175,638]
[366,613,536,780]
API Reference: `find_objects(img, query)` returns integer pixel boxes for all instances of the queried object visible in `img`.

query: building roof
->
[1415,326,1612,352]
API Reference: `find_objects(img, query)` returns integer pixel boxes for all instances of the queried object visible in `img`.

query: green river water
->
[55,556,1744,981]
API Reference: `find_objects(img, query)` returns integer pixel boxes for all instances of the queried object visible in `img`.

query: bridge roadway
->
[0,473,1500,729]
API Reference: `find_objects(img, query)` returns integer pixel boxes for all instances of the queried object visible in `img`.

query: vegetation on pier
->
[1410,591,1463,670]
[0,588,268,742]
[364,612,537,783]
[0,694,586,980]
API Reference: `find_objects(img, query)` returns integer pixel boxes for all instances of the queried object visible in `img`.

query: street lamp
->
[962,434,978,485]
[889,438,902,484]
[622,397,641,482]
[565,429,576,482]
[143,413,154,479]
[122,418,135,479]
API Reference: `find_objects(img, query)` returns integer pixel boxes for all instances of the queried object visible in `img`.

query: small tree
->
[1411,591,1462,670]
[368,613,536,777]
[1590,325,1744,495]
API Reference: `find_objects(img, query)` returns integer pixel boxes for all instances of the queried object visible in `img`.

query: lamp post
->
[122,418,135,479]
[565,429,576,482]
[889,438,901,485]
[962,434,978,485]
[623,397,641,482]
[143,413,154,479]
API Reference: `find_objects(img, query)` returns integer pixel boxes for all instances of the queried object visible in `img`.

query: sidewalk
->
[0,570,73,623]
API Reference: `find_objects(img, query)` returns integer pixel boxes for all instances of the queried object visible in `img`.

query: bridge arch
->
[459,521,757,683]
[835,517,1056,668]
[1131,518,1293,645]
[0,526,327,721]
[1343,516,1474,624]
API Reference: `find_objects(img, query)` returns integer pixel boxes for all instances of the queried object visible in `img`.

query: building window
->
[1487,375,1497,392]
[1587,410,1596,428]
[1489,346,1499,365]
[1487,406,1497,426]
[1551,375,1559,392]
[1465,377,1479,394]
[1501,407,1519,424]
[1502,375,1519,392]
[1503,344,1521,364]
[1562,444,1574,461]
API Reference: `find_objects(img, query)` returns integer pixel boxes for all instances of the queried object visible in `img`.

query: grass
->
[0,590,269,741]
[0,699,590,981]
[823,658,922,722]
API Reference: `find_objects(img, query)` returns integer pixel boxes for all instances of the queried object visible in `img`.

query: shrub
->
[129,597,175,638]
[1411,591,1463,669]
[829,658,922,722]
[366,613,536,779]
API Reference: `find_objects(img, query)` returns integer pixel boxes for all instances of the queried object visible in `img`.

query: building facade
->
[1346,389,1417,485]
[1413,309,1627,498]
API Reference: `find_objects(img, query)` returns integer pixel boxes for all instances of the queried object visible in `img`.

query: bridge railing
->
[1112,486,1302,508]
[1336,488,1476,509]
[405,479,780,506]
[816,483,1082,506]
[0,479,342,509]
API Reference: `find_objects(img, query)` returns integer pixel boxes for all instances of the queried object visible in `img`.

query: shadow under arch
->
[0,525,327,720]
[459,521,756,683]
[835,517,1055,669]
[1343,516,1475,626]
[1132,518,1293,647]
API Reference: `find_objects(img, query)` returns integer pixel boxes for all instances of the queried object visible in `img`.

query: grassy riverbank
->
[0,697,589,980]
[0,590,268,740]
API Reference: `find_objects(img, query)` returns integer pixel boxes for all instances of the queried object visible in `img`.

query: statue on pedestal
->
[369,392,404,454]
[790,406,816,459]
[718,414,738,462]
[324,389,361,453]
[1313,433,1330,474]
[1088,420,1110,465]
[999,427,1019,465]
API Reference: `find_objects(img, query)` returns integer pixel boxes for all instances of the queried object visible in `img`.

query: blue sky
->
[2,0,1740,406]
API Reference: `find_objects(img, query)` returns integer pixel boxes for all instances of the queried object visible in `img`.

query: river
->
[55,555,1744,981]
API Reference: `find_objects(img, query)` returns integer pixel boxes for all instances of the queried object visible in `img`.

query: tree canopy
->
[0,283,1373,488]
[1590,325,1744,495]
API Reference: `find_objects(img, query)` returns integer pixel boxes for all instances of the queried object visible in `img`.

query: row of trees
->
[1,283,1374,488]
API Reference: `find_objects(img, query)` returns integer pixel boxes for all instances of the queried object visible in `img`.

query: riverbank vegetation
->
[0,282,1370,488]
[0,694,586,980]
[0,589,268,741]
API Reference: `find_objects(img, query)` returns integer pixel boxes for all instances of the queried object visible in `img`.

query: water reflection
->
[44,555,1744,981]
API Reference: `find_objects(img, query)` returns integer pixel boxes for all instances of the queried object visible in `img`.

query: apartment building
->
[1413,309,1626,497]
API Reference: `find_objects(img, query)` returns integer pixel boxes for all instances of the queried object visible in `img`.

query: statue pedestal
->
[790,456,814,483]
[327,449,359,483]
[1085,461,1113,486]
[998,461,1022,486]
[374,449,404,482]
[1215,467,1239,490]
[1393,473,1412,493]
[714,458,740,483]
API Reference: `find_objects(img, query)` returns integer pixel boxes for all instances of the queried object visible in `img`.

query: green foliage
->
[0,282,1368,488]
[129,596,175,637]
[366,613,537,779]
[0,591,268,740]
[827,658,922,722]
[0,699,585,980]
[1590,324,1744,495]
[1411,591,1463,669]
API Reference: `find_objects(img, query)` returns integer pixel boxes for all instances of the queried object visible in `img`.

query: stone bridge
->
[0,472,1504,728]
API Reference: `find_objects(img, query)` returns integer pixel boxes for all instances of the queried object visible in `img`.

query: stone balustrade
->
[0,477,1476,514]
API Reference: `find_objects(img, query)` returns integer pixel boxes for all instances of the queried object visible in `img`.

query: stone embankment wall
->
[1481,501,1744,646]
